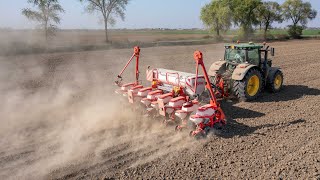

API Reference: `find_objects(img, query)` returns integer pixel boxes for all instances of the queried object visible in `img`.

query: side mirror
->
[271,48,275,56]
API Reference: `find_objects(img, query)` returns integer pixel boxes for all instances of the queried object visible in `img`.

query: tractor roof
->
[224,43,263,50]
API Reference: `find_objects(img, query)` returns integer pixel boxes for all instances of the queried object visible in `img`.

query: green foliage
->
[200,0,232,38]
[257,1,282,40]
[282,0,317,27]
[22,0,65,40]
[231,0,262,40]
[288,25,304,39]
[237,27,254,40]
[282,0,317,38]
[79,0,130,42]
[201,0,318,40]
[201,0,263,40]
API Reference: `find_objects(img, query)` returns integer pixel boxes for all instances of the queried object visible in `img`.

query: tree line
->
[21,0,317,43]
[200,0,318,40]
[22,0,129,43]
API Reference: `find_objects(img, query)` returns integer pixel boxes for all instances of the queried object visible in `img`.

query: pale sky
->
[0,0,319,29]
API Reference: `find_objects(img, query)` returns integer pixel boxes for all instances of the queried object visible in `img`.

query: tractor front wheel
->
[233,68,263,101]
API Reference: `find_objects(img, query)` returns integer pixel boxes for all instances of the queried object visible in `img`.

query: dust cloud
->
[0,44,194,179]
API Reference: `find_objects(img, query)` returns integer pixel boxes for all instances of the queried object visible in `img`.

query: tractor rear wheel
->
[233,68,263,101]
[267,70,283,93]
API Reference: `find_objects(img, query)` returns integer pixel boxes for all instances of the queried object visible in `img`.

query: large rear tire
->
[233,68,263,102]
[267,70,284,93]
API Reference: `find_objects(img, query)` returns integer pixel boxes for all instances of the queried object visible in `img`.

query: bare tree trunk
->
[242,25,250,40]
[216,28,220,37]
[259,23,262,31]
[104,18,109,43]
[45,20,48,43]
[44,6,48,43]
[264,26,268,41]
[264,23,269,41]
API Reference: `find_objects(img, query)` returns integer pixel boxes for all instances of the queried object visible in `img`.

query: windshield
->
[225,49,246,63]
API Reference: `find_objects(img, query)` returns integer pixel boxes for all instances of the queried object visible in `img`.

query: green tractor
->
[208,42,283,101]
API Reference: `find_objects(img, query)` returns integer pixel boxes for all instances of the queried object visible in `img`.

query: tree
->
[257,1,283,40]
[282,0,317,38]
[231,0,262,40]
[79,0,130,43]
[22,0,65,41]
[200,0,232,38]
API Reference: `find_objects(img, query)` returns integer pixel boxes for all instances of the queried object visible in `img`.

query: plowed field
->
[0,40,319,179]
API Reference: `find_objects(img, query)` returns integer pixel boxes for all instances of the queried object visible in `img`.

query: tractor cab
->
[224,43,273,67]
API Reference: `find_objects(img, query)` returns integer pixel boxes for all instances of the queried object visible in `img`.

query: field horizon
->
[1,28,320,56]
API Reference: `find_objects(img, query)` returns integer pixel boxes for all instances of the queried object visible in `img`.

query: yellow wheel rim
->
[274,74,282,90]
[247,75,260,96]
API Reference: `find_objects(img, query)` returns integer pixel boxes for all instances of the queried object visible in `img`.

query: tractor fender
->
[267,67,281,80]
[232,64,258,81]
[208,60,227,77]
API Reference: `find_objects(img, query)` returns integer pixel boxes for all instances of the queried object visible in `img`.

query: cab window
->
[225,49,246,63]
[247,49,260,65]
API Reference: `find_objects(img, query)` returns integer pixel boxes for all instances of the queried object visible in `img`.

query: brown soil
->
[0,40,319,179]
